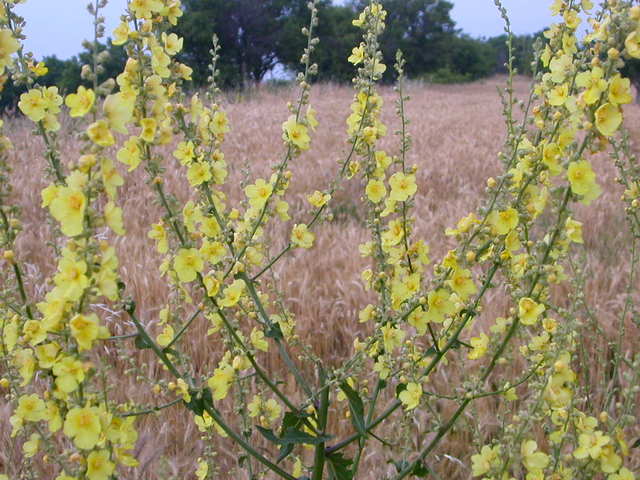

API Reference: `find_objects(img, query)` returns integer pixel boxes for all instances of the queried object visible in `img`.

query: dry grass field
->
[2,77,639,478]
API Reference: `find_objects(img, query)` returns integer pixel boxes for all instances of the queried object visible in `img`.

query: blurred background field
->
[1,76,639,478]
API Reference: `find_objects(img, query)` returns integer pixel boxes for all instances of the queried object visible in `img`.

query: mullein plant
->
[0,0,638,479]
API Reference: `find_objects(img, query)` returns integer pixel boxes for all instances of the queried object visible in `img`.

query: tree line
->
[1,0,638,111]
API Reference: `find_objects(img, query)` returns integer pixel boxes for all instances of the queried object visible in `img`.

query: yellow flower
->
[19,89,47,122]
[381,323,405,352]
[291,224,315,249]
[70,313,100,351]
[468,333,489,360]
[174,248,204,283]
[518,297,545,326]
[625,31,640,59]
[307,190,331,208]
[140,117,157,143]
[445,212,479,236]
[200,240,225,264]
[196,459,208,480]
[471,444,500,477]
[173,140,195,165]
[365,179,387,203]
[565,217,583,243]
[425,289,455,323]
[609,468,635,480]
[65,86,95,117]
[105,201,125,235]
[282,115,310,150]
[15,394,47,422]
[130,0,163,19]
[0,29,20,73]
[595,103,622,137]
[219,279,245,307]
[608,76,633,105]
[148,223,168,253]
[389,172,417,202]
[208,363,235,400]
[187,162,212,187]
[521,440,549,472]
[112,22,130,46]
[52,355,85,392]
[599,445,622,474]
[23,432,40,458]
[348,44,365,64]
[48,186,86,237]
[245,179,273,208]
[398,382,422,410]
[117,136,142,171]
[63,406,102,449]
[576,67,607,105]
[574,430,610,459]
[542,142,563,176]
[103,92,134,134]
[22,319,47,346]
[250,327,269,352]
[210,111,230,137]
[547,83,569,106]
[54,253,89,301]
[488,207,519,235]
[87,120,115,147]
[86,450,115,480]
[567,160,601,205]
[446,268,477,301]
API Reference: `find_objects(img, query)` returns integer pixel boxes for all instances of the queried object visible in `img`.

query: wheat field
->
[2,77,639,479]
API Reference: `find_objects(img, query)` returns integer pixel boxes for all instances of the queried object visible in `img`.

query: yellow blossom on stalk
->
[174,248,204,283]
[19,89,47,122]
[49,186,86,236]
[625,31,640,59]
[63,406,102,449]
[210,110,230,137]
[105,201,125,235]
[282,115,310,150]
[52,355,85,392]
[250,327,269,352]
[148,223,168,253]
[140,117,157,143]
[15,394,47,422]
[219,279,245,307]
[576,66,607,105]
[117,137,142,171]
[208,363,235,400]
[488,207,519,235]
[35,342,61,369]
[595,103,622,137]
[549,54,573,83]
[187,162,212,187]
[365,179,387,203]
[518,297,545,325]
[156,325,174,347]
[398,382,422,410]
[389,172,417,202]
[381,219,404,246]
[54,253,89,301]
[0,29,19,73]
[162,32,183,55]
[86,450,115,480]
[599,446,622,474]
[381,323,405,352]
[245,179,273,208]
[445,212,479,236]
[521,440,549,472]
[173,140,195,165]
[468,333,489,360]
[306,106,319,130]
[112,22,130,45]
[130,0,163,19]
[446,268,477,301]
[200,240,225,264]
[574,430,610,459]
[103,92,134,134]
[471,445,500,477]
[65,86,95,117]
[348,44,365,64]
[565,217,583,243]
[87,120,115,147]
[196,459,208,480]
[291,223,314,248]
[608,76,633,105]
[307,190,331,208]
[70,313,101,351]
[23,432,40,458]
[425,289,455,323]
[22,320,46,345]
[542,142,563,176]
[609,468,635,480]
[547,83,569,106]
[567,160,602,205]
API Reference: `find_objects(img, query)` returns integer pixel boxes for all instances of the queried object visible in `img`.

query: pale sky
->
[17,0,555,60]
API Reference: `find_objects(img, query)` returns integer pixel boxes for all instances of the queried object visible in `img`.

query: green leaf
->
[134,333,153,350]
[632,437,640,449]
[276,443,294,463]
[395,383,407,397]
[339,381,366,435]
[326,452,353,480]
[265,322,284,340]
